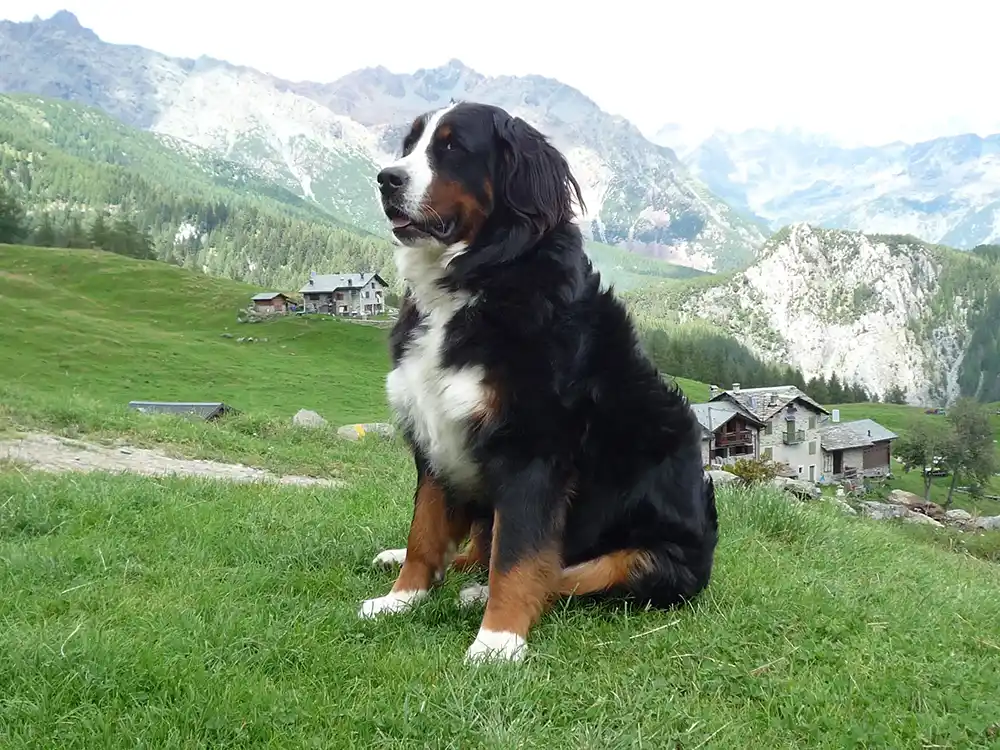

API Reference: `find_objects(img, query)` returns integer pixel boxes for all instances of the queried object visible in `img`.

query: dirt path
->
[0,432,343,488]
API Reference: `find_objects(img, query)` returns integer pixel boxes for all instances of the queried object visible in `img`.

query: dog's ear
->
[494,113,585,233]
[446,111,586,284]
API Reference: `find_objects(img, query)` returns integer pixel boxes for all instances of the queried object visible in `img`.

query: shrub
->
[727,456,780,484]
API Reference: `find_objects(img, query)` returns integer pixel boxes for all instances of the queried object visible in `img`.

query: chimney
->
[832,408,840,423]
[732,382,741,394]
[768,391,778,406]
[709,385,719,399]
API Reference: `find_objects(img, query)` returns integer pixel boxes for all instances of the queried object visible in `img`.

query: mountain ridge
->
[0,11,768,272]
[653,126,1000,251]
[631,223,1000,406]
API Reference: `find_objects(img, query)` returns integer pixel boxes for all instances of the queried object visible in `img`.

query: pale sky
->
[4,0,998,147]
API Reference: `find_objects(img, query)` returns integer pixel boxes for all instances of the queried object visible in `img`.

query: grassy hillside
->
[0,93,396,290]
[2,244,1000,747]
[0,244,390,424]
[584,239,710,292]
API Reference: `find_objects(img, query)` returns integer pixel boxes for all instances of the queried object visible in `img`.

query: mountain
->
[630,224,1000,406]
[0,92,396,290]
[0,11,768,272]
[677,128,1000,250]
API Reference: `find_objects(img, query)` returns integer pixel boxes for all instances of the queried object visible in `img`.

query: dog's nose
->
[377,166,409,195]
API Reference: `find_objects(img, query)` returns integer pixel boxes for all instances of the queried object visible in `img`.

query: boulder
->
[707,470,741,486]
[887,489,924,506]
[903,512,944,528]
[770,476,821,501]
[972,516,1000,531]
[292,409,327,428]
[337,422,396,441]
[860,501,910,521]
[944,508,973,523]
[832,498,858,516]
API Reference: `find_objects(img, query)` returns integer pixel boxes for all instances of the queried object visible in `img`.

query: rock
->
[833,499,858,515]
[220,332,234,338]
[293,409,328,428]
[707,470,741,485]
[944,509,973,523]
[888,489,924,506]
[861,501,910,521]
[972,516,1000,531]
[337,422,396,441]
[770,476,821,500]
[903,512,944,528]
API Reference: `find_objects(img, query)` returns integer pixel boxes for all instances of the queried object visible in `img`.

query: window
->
[808,415,817,430]
[763,447,773,459]
[797,465,803,475]
[765,422,772,435]
[809,441,817,455]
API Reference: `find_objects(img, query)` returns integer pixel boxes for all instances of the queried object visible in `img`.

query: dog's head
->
[376,101,584,270]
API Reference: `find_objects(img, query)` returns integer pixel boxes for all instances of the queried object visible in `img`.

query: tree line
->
[639,325,884,405]
[0,93,397,292]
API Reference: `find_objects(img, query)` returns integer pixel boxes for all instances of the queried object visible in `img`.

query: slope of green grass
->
[0,244,390,424]
[2,473,999,749]
[3,244,1000,747]
[584,239,710,292]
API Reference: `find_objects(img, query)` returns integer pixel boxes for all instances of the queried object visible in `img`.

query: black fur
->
[387,102,718,611]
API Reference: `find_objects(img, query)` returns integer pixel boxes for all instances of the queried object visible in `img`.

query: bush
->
[727,457,780,484]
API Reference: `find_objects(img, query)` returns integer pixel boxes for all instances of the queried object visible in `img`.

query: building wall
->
[758,403,824,481]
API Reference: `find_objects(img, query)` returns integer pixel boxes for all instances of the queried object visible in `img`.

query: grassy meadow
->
[2,244,1000,748]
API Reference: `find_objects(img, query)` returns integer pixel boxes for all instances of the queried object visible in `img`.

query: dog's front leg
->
[464,460,567,664]
[359,472,469,618]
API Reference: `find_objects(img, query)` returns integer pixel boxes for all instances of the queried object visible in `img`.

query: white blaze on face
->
[385,104,455,219]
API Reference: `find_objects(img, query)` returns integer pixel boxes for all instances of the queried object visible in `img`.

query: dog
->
[358,101,718,664]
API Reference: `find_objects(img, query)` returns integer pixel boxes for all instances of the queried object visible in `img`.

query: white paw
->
[457,584,489,608]
[464,628,527,664]
[371,548,407,568]
[357,589,426,619]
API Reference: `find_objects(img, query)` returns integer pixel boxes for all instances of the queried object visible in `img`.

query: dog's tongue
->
[391,216,411,228]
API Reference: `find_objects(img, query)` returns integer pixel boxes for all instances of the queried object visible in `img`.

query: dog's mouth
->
[385,206,455,243]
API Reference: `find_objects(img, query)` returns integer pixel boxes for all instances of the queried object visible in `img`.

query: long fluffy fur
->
[368,102,718,656]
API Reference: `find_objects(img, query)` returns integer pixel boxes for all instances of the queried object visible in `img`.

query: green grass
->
[3,244,1000,747]
[0,244,391,424]
[584,240,710,292]
[3,472,1000,748]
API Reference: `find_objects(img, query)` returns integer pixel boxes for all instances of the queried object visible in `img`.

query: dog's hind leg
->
[559,545,714,609]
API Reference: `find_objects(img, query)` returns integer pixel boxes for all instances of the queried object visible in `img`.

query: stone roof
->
[251,292,286,301]
[819,419,899,451]
[710,385,829,421]
[691,402,764,433]
[299,273,385,294]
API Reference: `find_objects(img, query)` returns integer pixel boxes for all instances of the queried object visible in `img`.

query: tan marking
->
[478,512,560,638]
[558,550,655,597]
[450,520,491,572]
[426,178,489,244]
[391,476,471,593]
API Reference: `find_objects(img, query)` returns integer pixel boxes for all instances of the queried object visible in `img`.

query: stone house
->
[299,272,387,316]
[708,384,830,482]
[250,292,291,314]
[818,417,898,483]
[691,402,765,467]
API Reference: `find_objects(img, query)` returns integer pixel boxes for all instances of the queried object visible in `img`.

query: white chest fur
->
[387,245,488,488]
